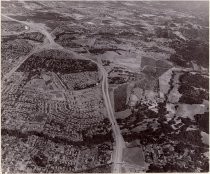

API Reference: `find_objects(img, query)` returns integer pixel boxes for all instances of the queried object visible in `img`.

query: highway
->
[2,14,125,173]
[100,67,126,173]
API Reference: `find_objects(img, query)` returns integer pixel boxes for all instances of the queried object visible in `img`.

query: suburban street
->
[2,14,126,173]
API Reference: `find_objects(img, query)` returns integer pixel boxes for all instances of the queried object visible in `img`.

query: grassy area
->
[114,84,127,112]
[123,147,145,166]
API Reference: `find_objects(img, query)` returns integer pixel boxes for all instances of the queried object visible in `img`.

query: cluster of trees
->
[178,73,209,104]
[179,72,208,89]
[155,27,172,39]
[74,83,96,90]
[178,85,208,104]
[194,112,209,134]
[55,33,81,48]
[170,39,209,68]
[82,118,113,146]
[17,51,98,74]
[116,100,209,172]
[108,76,127,84]
[89,48,123,55]
[19,32,45,43]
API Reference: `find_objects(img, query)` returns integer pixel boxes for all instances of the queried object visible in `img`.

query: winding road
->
[2,14,125,173]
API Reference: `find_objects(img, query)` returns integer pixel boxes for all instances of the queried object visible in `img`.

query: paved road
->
[2,14,125,173]
[2,14,62,82]
[2,14,62,48]
[100,68,125,173]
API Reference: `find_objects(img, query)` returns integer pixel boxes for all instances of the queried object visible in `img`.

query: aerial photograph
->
[1,0,209,173]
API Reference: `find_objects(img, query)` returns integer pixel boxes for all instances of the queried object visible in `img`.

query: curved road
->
[2,14,125,173]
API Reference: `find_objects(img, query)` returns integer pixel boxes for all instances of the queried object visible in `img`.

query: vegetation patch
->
[178,72,209,104]
[123,147,145,166]
[17,50,98,74]
[18,32,45,43]
[194,112,209,134]
[114,84,127,112]
[170,40,209,68]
